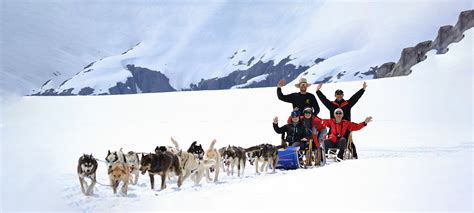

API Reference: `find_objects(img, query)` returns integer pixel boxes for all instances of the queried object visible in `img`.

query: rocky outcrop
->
[78,87,94,95]
[106,65,176,95]
[125,65,175,93]
[432,25,464,54]
[375,9,474,79]
[387,40,433,77]
[373,62,396,78]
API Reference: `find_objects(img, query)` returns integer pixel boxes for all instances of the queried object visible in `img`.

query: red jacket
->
[287,115,325,147]
[322,118,366,143]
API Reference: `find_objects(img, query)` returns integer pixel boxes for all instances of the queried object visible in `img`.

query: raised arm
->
[348,116,372,131]
[311,94,320,115]
[316,90,332,110]
[277,80,292,103]
[277,88,293,103]
[273,116,286,134]
[348,82,367,107]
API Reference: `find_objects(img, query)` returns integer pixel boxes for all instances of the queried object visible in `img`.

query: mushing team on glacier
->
[77,78,372,196]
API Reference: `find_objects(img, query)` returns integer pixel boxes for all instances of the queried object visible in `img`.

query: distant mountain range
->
[2,1,471,96]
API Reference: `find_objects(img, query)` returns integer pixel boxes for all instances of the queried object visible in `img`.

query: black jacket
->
[273,122,310,145]
[277,88,320,115]
[316,88,365,121]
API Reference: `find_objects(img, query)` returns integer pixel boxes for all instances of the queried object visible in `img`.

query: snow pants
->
[324,137,347,160]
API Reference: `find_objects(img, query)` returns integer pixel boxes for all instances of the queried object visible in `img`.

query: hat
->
[335,89,344,95]
[303,107,313,113]
[291,110,300,117]
[295,78,311,88]
[334,108,344,114]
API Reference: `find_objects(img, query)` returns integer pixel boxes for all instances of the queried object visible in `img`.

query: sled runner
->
[343,133,355,160]
[304,139,313,168]
[325,133,355,163]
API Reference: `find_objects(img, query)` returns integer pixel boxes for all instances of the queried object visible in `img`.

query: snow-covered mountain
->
[1,26,472,212]
[2,0,472,97]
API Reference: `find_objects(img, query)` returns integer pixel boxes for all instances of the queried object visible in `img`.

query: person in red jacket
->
[322,108,372,161]
[286,107,326,149]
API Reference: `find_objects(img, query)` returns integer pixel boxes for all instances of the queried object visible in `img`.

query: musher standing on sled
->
[322,108,372,161]
[277,77,320,116]
[316,81,367,159]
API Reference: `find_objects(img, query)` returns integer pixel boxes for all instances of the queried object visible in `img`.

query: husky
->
[222,145,247,177]
[109,162,130,196]
[125,151,140,185]
[177,150,216,185]
[245,145,264,174]
[204,139,221,182]
[246,144,280,174]
[140,151,183,190]
[154,137,187,181]
[171,137,216,185]
[187,141,205,160]
[105,149,127,173]
[77,154,98,196]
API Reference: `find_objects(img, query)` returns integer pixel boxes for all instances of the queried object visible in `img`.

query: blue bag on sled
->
[276,146,300,170]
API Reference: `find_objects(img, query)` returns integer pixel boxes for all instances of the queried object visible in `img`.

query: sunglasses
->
[335,92,343,95]
[304,111,312,114]
[335,112,343,115]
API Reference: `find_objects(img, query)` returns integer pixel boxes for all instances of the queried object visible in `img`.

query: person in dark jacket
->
[315,81,367,121]
[316,81,367,158]
[273,110,310,149]
[277,78,320,116]
[321,108,372,161]
[286,107,326,149]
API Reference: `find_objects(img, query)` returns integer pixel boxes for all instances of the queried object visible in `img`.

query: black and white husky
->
[246,144,280,174]
[187,141,205,160]
[77,154,98,196]
[105,149,127,173]
[222,145,246,177]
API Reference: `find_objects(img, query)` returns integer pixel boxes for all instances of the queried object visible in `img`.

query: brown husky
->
[109,162,130,196]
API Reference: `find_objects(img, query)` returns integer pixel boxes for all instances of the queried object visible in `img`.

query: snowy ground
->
[1,32,473,212]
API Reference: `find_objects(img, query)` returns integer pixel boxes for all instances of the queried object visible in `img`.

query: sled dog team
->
[77,138,285,196]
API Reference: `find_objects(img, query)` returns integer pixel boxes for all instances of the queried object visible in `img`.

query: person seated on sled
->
[321,108,372,161]
[273,110,311,150]
[286,107,327,150]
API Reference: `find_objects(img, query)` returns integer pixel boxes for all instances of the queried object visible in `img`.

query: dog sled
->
[276,139,326,170]
[325,133,355,163]
[277,132,357,168]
